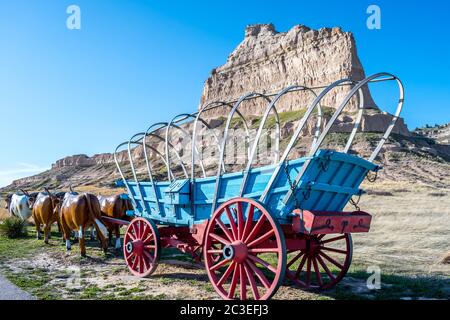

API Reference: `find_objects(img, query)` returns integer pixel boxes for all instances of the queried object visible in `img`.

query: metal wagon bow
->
[111,72,404,300]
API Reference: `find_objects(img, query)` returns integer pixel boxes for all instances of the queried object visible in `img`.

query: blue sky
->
[0,0,449,187]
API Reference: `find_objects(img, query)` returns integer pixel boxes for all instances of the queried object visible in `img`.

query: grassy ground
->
[0,182,449,300]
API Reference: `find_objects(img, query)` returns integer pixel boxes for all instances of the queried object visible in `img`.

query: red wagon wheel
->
[286,234,352,290]
[123,217,160,278]
[204,198,286,300]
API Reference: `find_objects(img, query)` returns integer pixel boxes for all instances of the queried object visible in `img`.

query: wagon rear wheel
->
[204,198,286,300]
[123,217,160,278]
[286,234,352,290]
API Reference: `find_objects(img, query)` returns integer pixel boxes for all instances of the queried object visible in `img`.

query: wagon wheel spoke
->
[126,251,137,263]
[287,251,305,268]
[215,218,235,242]
[246,260,270,289]
[143,249,154,264]
[320,246,348,255]
[236,202,245,240]
[248,254,277,273]
[217,261,236,286]
[138,256,145,273]
[319,251,344,270]
[225,207,238,240]
[210,258,230,272]
[209,233,231,246]
[247,229,275,248]
[227,264,239,299]
[316,254,336,281]
[136,220,142,239]
[321,235,346,244]
[131,254,139,270]
[207,249,223,254]
[312,256,323,287]
[305,257,312,287]
[140,223,150,241]
[241,204,255,241]
[131,223,138,239]
[317,234,326,241]
[244,262,260,300]
[244,213,267,244]
[239,264,246,300]
[294,254,308,279]
[143,233,153,244]
[248,248,280,254]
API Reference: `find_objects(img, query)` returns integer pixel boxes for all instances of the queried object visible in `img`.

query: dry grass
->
[0,200,9,220]
[349,181,450,276]
[67,185,126,196]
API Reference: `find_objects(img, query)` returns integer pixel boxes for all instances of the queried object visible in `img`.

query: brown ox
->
[29,188,61,243]
[59,192,108,256]
[98,194,133,250]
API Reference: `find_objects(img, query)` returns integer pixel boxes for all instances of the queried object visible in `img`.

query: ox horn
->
[19,188,29,196]
[44,187,52,195]
[69,185,74,193]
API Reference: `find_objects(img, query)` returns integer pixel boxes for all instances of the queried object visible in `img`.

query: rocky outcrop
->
[51,149,143,169]
[200,23,409,136]
[415,123,450,145]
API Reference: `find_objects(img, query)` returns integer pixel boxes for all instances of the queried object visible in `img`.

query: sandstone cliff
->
[200,24,409,135]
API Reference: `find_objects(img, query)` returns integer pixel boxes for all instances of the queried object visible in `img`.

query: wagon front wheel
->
[123,217,160,278]
[204,198,286,300]
[286,233,352,290]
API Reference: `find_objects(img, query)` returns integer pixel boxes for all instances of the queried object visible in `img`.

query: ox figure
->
[98,194,133,250]
[4,189,37,221]
[58,192,109,256]
[28,188,62,243]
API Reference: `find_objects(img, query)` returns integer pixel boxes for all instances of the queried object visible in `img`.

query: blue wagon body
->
[118,149,378,227]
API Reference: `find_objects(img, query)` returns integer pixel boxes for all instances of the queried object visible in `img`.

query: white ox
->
[4,191,35,221]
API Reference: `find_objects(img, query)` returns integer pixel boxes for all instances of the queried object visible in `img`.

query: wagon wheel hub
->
[223,241,248,263]
[127,239,144,256]
[307,237,321,254]
[125,241,134,254]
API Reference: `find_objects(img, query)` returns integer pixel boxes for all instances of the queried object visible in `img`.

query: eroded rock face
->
[51,151,132,169]
[200,23,409,135]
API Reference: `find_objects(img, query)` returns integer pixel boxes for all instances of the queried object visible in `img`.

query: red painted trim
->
[292,209,372,235]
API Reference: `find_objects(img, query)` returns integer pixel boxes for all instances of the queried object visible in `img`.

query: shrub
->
[0,216,27,238]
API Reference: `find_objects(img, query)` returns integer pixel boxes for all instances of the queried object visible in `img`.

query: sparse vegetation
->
[0,216,27,238]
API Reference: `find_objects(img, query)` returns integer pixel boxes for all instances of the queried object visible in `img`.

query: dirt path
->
[0,274,35,300]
